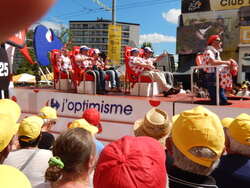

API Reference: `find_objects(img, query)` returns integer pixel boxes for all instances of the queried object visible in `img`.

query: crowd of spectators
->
[0,98,250,187]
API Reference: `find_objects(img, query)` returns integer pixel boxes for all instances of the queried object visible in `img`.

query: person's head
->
[68,119,103,156]
[225,113,250,156]
[207,35,222,50]
[45,128,96,182]
[93,48,101,57]
[0,114,17,163]
[242,84,248,91]
[94,136,167,188]
[79,45,90,55]
[61,48,68,56]
[0,165,31,188]
[39,106,57,131]
[143,47,153,58]
[168,106,225,176]
[82,108,102,133]
[130,48,140,56]
[0,0,56,42]
[134,108,172,148]
[18,116,44,148]
[68,119,98,135]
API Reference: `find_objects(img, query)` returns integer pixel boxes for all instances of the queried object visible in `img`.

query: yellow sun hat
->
[0,114,16,152]
[228,113,250,146]
[18,116,44,142]
[39,106,57,120]
[221,117,234,128]
[0,99,21,132]
[0,165,31,188]
[68,119,99,135]
[172,106,225,167]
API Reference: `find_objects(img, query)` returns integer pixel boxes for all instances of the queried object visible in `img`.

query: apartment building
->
[69,19,140,62]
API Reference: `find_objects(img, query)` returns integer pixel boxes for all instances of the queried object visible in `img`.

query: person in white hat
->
[75,45,92,70]
[128,47,179,96]
[91,48,107,94]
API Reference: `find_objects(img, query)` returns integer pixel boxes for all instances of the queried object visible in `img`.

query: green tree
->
[57,26,73,50]
[141,42,153,50]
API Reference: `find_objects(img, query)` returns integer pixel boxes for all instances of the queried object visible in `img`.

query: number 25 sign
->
[0,62,9,77]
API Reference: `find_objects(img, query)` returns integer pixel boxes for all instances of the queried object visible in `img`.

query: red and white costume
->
[205,46,232,90]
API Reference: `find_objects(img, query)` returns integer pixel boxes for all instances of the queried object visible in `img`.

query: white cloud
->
[139,33,176,44]
[162,9,181,24]
[30,21,67,31]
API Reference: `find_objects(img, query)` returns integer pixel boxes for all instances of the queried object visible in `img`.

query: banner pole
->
[38,66,49,84]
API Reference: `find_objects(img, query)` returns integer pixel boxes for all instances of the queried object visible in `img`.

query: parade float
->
[4,12,250,144]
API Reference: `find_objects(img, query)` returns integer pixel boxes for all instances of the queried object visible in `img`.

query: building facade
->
[69,19,140,62]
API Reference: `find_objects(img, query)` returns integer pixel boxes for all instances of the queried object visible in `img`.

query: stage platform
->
[10,87,250,144]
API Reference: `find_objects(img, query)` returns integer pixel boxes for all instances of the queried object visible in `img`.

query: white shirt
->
[60,55,72,71]
[205,45,226,73]
[128,56,146,74]
[143,57,156,66]
[4,148,52,187]
[75,54,91,68]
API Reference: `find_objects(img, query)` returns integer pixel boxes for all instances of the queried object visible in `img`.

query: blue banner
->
[34,25,63,66]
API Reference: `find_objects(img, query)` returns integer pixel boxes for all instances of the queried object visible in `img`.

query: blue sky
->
[40,0,181,55]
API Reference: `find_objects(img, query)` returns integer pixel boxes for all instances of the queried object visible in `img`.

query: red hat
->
[82,108,102,133]
[93,136,167,188]
[207,35,221,45]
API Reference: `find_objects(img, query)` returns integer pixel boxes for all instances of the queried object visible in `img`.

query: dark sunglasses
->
[215,39,222,42]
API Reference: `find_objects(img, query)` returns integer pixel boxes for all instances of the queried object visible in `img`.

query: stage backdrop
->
[177,9,239,54]
[210,0,250,11]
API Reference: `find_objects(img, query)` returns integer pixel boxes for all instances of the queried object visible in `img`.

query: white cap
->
[130,48,139,52]
[93,48,101,54]
[144,47,153,53]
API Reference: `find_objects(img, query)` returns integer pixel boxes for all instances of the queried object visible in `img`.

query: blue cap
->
[130,48,139,52]
[80,45,90,51]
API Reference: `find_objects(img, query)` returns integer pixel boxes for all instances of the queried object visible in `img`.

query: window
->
[122,25,129,31]
[82,24,88,29]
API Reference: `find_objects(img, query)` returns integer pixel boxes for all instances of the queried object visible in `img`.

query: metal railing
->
[190,65,220,106]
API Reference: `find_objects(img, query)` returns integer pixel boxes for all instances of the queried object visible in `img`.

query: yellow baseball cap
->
[0,114,16,152]
[0,165,31,188]
[39,106,57,120]
[228,113,250,146]
[221,117,234,128]
[68,119,98,135]
[0,99,21,123]
[18,116,44,141]
[172,106,225,167]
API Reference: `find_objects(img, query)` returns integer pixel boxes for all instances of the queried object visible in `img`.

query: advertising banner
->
[11,88,173,123]
[210,0,250,11]
[181,0,211,13]
[177,9,239,54]
[34,25,63,66]
[108,24,122,65]
[240,26,250,44]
